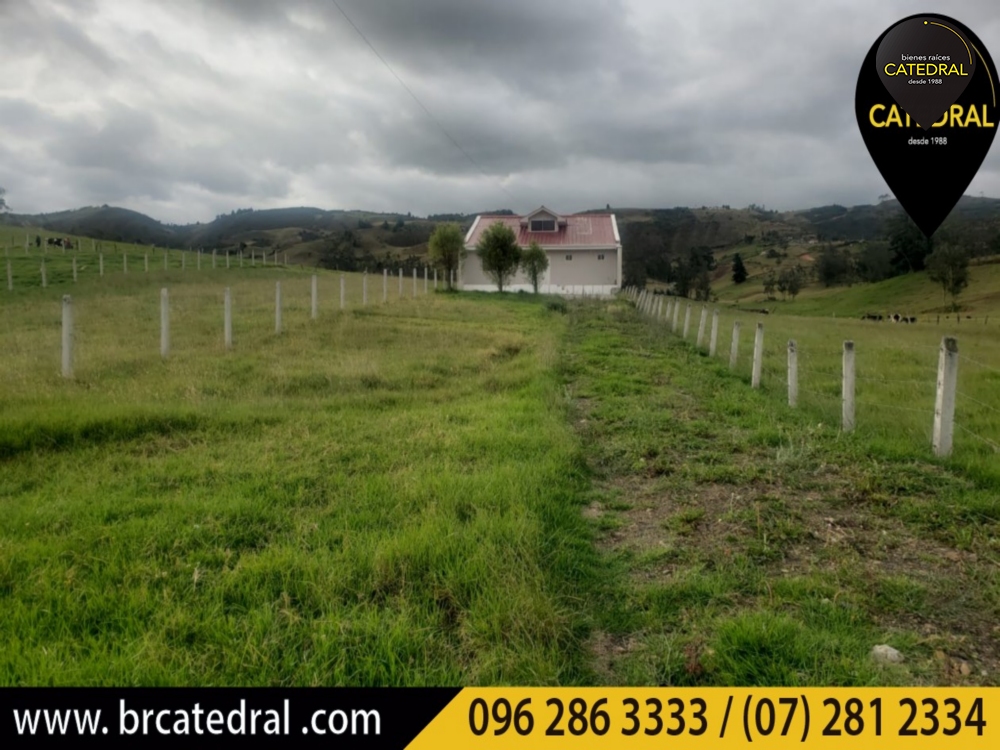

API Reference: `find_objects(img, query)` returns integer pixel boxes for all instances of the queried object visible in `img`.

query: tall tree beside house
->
[427,222,466,290]
[477,222,522,293]
[520,241,548,293]
[731,253,748,284]
[926,243,970,311]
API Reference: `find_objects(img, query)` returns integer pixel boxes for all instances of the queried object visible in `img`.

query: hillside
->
[6,196,1000,298]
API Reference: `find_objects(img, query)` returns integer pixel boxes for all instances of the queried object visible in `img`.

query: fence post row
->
[160,288,170,359]
[311,274,318,320]
[933,336,959,457]
[224,287,233,350]
[729,321,741,370]
[751,322,764,389]
[787,340,798,408]
[61,295,73,378]
[275,281,282,334]
[842,340,855,432]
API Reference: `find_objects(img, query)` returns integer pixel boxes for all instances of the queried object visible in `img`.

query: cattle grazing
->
[861,313,883,321]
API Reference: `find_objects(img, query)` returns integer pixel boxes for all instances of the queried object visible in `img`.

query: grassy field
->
[0,259,599,685]
[3,229,1000,687]
[566,298,1000,686]
[707,244,1000,319]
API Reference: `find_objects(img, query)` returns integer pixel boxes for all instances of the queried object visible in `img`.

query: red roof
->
[465,212,619,248]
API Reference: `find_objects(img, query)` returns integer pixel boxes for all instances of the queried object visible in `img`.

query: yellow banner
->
[409,688,995,749]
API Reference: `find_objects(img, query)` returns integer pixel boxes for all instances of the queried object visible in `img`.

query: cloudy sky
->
[2,0,999,224]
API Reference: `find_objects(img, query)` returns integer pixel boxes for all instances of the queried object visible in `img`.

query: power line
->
[327,0,519,207]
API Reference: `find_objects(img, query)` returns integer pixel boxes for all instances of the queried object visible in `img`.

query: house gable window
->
[598,254,605,260]
[530,219,556,232]
[565,254,573,261]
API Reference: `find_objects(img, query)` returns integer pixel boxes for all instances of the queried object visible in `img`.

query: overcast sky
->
[2,0,999,224]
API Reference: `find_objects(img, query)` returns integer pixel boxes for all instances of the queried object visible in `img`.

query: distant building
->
[461,206,622,296]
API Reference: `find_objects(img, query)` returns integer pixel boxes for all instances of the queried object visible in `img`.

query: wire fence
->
[623,287,1000,466]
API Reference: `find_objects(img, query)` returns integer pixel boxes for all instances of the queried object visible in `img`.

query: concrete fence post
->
[683,303,692,339]
[275,281,282,334]
[100,253,104,277]
[160,288,170,359]
[239,252,244,268]
[41,259,47,288]
[72,256,77,282]
[752,323,764,388]
[709,309,720,357]
[383,269,388,303]
[212,250,217,269]
[123,253,128,274]
[787,340,798,407]
[6,259,10,291]
[226,252,230,269]
[363,272,368,306]
[182,251,186,271]
[672,299,681,332]
[842,340,855,432]
[424,266,428,294]
[144,254,149,273]
[412,267,417,298]
[196,251,201,270]
[340,275,346,310]
[399,268,403,298]
[62,295,73,378]
[284,252,288,265]
[251,251,256,267]
[933,336,959,457]
[696,306,708,348]
[224,287,233,350]
[434,268,438,290]
[729,321,741,370]
[311,274,318,320]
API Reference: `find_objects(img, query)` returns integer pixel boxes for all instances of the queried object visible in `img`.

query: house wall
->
[547,249,617,287]
[461,247,620,295]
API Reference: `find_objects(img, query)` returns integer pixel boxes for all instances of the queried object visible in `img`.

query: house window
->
[531,219,556,232]
[565,254,573,261]
[598,254,605,260]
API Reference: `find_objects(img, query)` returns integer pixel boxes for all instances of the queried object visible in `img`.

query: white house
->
[460,206,622,296]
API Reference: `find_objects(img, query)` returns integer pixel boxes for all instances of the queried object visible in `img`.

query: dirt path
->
[562,300,1000,686]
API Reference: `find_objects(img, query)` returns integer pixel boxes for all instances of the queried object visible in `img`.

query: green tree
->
[427,223,466,290]
[732,253,748,284]
[520,241,548,293]
[0,186,9,214]
[762,270,777,300]
[477,222,522,292]
[816,244,852,287]
[887,212,933,274]
[777,266,805,300]
[926,243,970,311]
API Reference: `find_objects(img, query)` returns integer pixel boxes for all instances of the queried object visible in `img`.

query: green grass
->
[569,298,1000,687]
[0,263,601,685]
[5,231,1000,687]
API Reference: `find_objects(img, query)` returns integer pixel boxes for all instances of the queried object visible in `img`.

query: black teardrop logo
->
[857,14,998,237]
[877,18,976,130]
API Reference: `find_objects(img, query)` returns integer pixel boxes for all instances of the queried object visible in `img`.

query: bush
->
[546,299,568,314]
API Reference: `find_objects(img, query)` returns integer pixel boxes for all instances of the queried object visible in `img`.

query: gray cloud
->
[2,0,1000,223]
